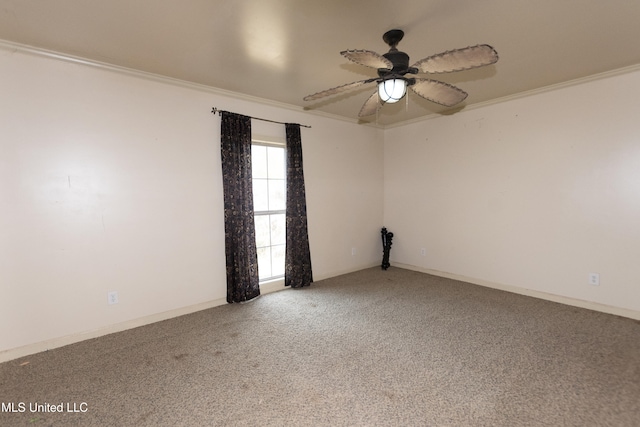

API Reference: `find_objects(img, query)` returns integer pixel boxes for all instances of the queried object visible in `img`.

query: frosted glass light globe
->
[378,79,407,103]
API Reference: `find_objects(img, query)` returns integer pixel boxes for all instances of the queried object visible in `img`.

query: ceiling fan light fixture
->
[378,78,406,103]
[303,29,499,118]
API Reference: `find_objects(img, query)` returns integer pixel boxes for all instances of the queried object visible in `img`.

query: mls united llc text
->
[2,402,88,413]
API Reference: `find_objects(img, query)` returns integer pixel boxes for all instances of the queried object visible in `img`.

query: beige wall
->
[3,41,639,361]
[0,45,384,359]
[384,69,640,315]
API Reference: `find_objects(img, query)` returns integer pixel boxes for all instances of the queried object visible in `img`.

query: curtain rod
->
[211,107,311,128]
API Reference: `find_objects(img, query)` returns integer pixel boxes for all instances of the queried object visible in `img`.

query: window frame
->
[252,138,286,284]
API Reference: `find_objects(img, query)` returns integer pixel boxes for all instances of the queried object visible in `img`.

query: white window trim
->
[252,139,286,284]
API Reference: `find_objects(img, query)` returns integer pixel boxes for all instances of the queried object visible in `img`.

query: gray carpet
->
[1,267,639,426]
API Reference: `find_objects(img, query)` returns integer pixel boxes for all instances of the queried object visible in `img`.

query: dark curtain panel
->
[220,112,260,303]
[285,123,313,288]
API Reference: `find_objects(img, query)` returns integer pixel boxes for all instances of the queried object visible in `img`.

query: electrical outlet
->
[351,247,356,256]
[108,291,119,305]
[588,273,600,286]
[420,248,426,256]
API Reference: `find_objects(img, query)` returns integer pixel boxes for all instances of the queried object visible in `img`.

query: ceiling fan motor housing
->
[382,50,409,73]
[379,50,418,84]
[380,29,416,76]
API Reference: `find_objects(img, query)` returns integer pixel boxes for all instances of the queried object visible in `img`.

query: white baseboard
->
[256,263,380,294]
[0,277,300,364]
[394,262,640,321]
[6,261,636,364]
[314,263,381,282]
[0,297,232,364]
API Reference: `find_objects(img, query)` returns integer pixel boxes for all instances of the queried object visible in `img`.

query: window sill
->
[259,277,286,295]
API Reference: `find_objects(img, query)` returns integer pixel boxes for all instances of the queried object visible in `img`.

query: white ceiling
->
[2,0,640,127]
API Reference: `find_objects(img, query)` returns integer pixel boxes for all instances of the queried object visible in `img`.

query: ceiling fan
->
[303,29,498,117]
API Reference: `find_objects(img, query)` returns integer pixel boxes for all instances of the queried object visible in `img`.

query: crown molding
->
[385,63,640,129]
[3,38,639,131]
[0,38,361,126]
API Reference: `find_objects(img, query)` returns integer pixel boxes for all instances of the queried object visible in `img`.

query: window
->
[252,143,286,282]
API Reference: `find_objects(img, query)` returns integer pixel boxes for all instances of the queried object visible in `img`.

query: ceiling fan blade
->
[341,49,393,69]
[410,79,468,107]
[411,44,498,74]
[359,91,383,117]
[303,78,376,101]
